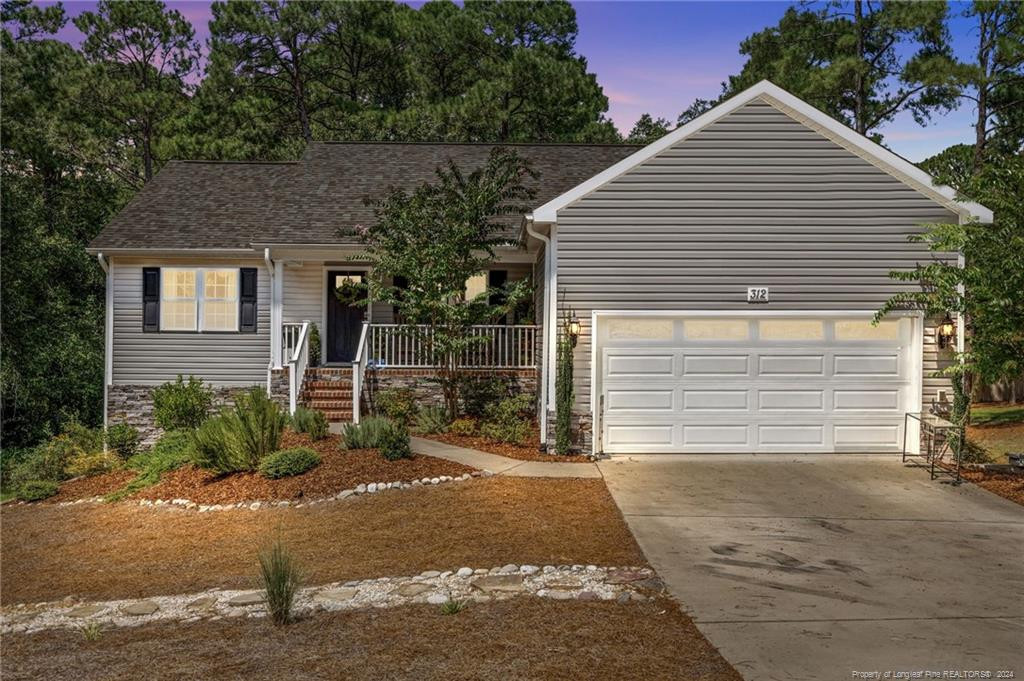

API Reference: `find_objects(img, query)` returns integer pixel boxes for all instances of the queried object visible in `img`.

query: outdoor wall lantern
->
[566,311,581,347]
[938,313,957,350]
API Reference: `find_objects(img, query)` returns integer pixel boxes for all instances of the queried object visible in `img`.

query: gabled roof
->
[531,80,993,224]
[88,142,640,252]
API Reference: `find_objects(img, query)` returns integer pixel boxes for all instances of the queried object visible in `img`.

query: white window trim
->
[161,267,240,333]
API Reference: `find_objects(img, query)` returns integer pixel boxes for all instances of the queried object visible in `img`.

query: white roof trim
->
[532,80,993,224]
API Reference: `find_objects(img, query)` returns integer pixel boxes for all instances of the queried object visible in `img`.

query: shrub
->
[17,480,59,502]
[479,394,533,444]
[10,433,80,486]
[259,448,321,479]
[415,406,450,434]
[308,324,321,367]
[375,388,418,424]
[449,418,477,437]
[339,416,392,450]
[378,420,412,461]
[106,430,194,501]
[105,423,140,459]
[459,375,508,417]
[193,389,288,474]
[258,537,302,626]
[152,375,214,430]
[554,334,574,455]
[291,407,329,441]
[190,415,244,474]
[62,420,104,453]
[65,450,121,478]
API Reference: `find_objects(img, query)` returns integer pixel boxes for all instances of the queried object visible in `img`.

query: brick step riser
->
[301,391,353,400]
[304,381,354,390]
[307,401,354,410]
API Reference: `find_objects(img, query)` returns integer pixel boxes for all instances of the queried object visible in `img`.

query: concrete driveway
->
[598,455,1024,681]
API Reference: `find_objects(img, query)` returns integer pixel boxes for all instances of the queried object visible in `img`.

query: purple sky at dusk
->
[43,0,980,161]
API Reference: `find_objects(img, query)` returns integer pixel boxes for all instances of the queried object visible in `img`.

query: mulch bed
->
[423,429,591,463]
[43,433,474,506]
[2,597,740,681]
[961,469,1024,507]
[1,477,645,604]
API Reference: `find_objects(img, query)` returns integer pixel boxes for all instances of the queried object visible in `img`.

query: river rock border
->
[2,565,664,635]
[47,470,493,512]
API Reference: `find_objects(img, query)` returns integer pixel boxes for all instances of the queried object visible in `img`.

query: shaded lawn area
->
[967,403,1024,463]
[2,598,741,681]
[1,478,645,605]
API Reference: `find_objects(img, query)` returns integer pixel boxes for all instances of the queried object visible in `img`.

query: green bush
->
[449,418,477,437]
[152,376,214,430]
[9,432,83,486]
[192,388,288,474]
[378,420,412,461]
[105,423,140,459]
[62,420,104,453]
[65,450,120,477]
[415,406,450,434]
[106,430,194,501]
[459,375,509,417]
[375,388,419,424]
[258,537,302,626]
[479,394,533,444]
[17,480,59,502]
[308,324,321,367]
[339,416,392,450]
[554,334,574,455]
[259,447,321,479]
[291,407,329,440]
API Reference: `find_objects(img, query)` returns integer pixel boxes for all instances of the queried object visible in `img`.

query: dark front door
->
[326,271,365,363]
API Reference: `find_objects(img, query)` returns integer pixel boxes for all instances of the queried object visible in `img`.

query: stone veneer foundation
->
[361,368,537,414]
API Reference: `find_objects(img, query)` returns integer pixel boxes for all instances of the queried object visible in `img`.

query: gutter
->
[525,214,551,449]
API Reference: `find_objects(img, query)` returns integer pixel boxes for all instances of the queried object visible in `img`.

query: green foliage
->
[339,416,392,450]
[65,450,120,478]
[8,421,104,486]
[415,406,451,435]
[105,423,140,459]
[259,447,321,480]
[79,622,103,641]
[480,394,532,445]
[375,388,419,424]
[308,324,321,367]
[626,113,672,144]
[291,406,328,441]
[17,479,59,502]
[191,388,287,474]
[105,430,194,501]
[152,376,214,431]
[258,536,302,626]
[378,420,412,461]
[459,375,509,418]
[358,148,536,415]
[555,332,575,455]
[449,418,477,437]
[440,598,468,616]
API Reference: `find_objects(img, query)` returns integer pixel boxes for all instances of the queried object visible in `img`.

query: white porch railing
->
[284,321,310,415]
[367,324,538,369]
[351,321,370,424]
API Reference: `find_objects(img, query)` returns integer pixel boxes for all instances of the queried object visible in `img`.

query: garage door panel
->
[758,390,824,411]
[682,390,748,411]
[682,425,749,446]
[834,354,900,376]
[758,424,824,446]
[833,389,900,411]
[606,353,675,377]
[834,424,901,448]
[758,354,825,376]
[606,425,674,447]
[606,389,674,411]
[682,354,749,375]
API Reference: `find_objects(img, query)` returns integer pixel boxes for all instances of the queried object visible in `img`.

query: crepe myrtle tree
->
[349,148,536,416]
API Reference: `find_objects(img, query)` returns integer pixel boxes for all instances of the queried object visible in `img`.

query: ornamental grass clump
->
[258,536,302,626]
[339,416,391,450]
[415,406,450,434]
[291,407,329,441]
[192,388,287,474]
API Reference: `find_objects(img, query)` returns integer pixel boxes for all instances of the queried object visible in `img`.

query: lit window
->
[465,272,487,300]
[684,319,749,341]
[608,319,674,340]
[835,319,900,341]
[202,269,238,331]
[160,268,239,332]
[760,320,824,341]
[161,269,197,331]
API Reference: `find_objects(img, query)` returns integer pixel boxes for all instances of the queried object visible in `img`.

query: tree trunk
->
[143,134,153,183]
[972,8,992,175]
[853,0,867,135]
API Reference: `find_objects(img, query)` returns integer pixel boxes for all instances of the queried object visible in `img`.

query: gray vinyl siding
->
[282,263,322,324]
[556,97,958,410]
[112,258,270,386]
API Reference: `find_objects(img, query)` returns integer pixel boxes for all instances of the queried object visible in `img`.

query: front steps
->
[300,367,354,422]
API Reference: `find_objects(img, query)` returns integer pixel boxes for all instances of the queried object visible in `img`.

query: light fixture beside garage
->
[937,313,957,350]
[566,310,581,347]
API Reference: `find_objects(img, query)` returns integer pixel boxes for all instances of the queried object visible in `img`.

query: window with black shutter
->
[239,268,258,333]
[142,267,160,332]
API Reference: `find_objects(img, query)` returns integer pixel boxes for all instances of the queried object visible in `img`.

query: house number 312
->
[747,287,769,303]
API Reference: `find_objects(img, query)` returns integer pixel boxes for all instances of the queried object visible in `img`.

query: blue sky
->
[44,0,980,161]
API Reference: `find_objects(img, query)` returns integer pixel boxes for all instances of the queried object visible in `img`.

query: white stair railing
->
[286,321,311,415]
[351,321,370,424]
[367,324,537,369]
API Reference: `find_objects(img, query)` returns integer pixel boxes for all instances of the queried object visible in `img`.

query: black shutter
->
[488,269,508,307]
[239,268,257,333]
[142,267,160,332]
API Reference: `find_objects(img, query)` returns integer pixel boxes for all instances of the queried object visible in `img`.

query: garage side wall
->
[554,97,958,444]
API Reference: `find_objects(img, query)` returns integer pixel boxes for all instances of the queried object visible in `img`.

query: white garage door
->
[597,315,918,454]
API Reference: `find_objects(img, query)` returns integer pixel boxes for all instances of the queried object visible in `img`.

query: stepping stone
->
[397,583,432,597]
[471,574,524,593]
[576,591,598,602]
[426,593,449,605]
[605,570,649,585]
[186,596,218,611]
[67,604,105,618]
[633,577,667,593]
[121,601,159,616]
[227,593,265,607]
[315,588,358,603]
[546,590,573,601]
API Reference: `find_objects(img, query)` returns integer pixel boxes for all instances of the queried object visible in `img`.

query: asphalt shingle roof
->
[89,142,641,251]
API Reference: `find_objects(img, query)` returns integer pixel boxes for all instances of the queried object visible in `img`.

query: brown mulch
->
[2,597,741,681]
[44,433,475,506]
[961,469,1024,507]
[1,477,645,604]
[423,429,591,463]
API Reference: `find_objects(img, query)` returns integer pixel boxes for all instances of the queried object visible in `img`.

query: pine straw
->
[2,597,740,681]
[422,429,591,463]
[1,478,646,605]
[961,469,1024,506]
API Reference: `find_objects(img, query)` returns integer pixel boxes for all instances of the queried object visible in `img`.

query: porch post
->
[271,258,283,368]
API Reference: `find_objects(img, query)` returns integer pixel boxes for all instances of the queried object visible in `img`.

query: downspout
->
[525,215,551,449]
[97,253,111,446]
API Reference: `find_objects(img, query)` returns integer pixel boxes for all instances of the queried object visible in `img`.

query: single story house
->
[87,81,991,454]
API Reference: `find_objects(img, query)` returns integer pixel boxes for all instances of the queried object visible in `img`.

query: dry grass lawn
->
[2,597,741,681]
[2,477,645,605]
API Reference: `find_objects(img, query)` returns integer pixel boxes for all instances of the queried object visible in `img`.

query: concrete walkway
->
[599,454,1024,680]
[411,437,601,478]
